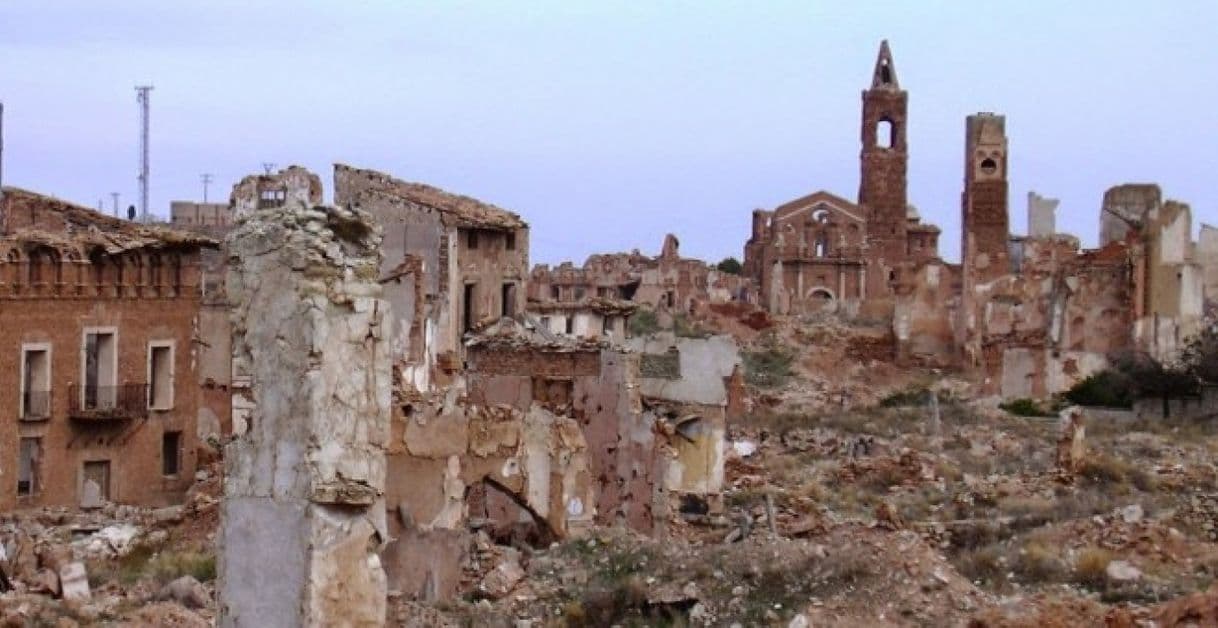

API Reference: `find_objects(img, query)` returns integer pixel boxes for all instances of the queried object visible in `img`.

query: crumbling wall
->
[382,386,594,600]
[228,166,323,217]
[1099,184,1160,247]
[221,200,390,626]
[1027,191,1058,237]
[1201,224,1218,309]
[627,332,737,504]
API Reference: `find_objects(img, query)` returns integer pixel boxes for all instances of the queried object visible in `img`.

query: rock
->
[479,556,525,600]
[731,440,758,458]
[30,568,60,596]
[1106,560,1142,582]
[147,530,169,546]
[160,575,210,609]
[789,614,809,628]
[1118,504,1144,524]
[152,506,185,525]
[58,562,90,602]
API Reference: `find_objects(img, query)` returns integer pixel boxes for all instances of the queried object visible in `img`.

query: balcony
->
[20,390,51,421]
[68,384,149,421]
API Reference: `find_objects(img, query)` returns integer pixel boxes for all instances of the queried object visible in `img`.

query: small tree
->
[1180,317,1218,384]
[1110,350,1198,418]
[716,257,742,275]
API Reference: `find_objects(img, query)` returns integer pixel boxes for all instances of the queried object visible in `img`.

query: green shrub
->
[672,314,709,338]
[742,347,794,388]
[1063,369,1134,408]
[715,257,743,275]
[999,398,1055,417]
[627,309,660,336]
[880,386,931,408]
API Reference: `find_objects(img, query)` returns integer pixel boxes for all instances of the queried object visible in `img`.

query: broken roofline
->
[334,163,527,232]
[1,187,219,252]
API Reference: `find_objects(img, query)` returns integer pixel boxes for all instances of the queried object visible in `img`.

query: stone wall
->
[221,200,390,626]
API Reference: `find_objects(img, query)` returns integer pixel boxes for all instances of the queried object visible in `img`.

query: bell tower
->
[858,40,909,297]
[961,113,1010,287]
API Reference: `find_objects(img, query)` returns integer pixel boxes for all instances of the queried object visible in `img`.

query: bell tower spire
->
[871,39,899,89]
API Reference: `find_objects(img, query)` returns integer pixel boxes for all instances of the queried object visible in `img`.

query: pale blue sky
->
[1,1,1214,264]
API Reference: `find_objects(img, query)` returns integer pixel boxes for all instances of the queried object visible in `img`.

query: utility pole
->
[110,192,120,217]
[135,85,154,223]
[261,162,276,175]
[201,173,213,203]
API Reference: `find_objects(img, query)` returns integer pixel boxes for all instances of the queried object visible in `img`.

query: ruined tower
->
[961,113,1010,287]
[858,40,909,299]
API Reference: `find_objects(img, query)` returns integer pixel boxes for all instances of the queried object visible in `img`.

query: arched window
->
[814,236,828,258]
[877,119,895,149]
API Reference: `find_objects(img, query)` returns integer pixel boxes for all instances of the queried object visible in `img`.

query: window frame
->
[147,340,176,411]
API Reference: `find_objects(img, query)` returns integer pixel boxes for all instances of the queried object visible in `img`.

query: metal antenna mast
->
[201,173,213,203]
[110,192,120,217]
[135,85,154,222]
[261,162,277,175]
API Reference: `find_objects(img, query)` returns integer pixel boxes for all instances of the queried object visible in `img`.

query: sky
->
[0,1,1214,265]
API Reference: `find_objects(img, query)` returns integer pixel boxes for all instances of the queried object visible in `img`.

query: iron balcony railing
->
[68,384,149,420]
[20,390,51,420]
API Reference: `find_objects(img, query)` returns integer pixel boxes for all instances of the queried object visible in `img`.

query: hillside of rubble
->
[6,312,1218,627]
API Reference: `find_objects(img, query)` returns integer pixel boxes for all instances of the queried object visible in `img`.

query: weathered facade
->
[0,187,215,511]
[743,41,941,317]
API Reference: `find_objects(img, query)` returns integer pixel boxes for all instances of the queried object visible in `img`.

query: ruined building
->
[224,164,739,602]
[0,187,217,511]
[743,41,941,317]
[334,164,530,392]
[736,42,1211,398]
[894,114,1208,396]
[529,233,749,335]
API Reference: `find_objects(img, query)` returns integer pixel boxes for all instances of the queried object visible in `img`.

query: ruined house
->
[0,187,216,511]
[334,164,530,393]
[529,233,749,323]
[743,41,941,318]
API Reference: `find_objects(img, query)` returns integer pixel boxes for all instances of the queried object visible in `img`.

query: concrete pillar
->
[220,200,391,627]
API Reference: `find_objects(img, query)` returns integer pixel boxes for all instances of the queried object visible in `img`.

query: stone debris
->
[57,561,90,601]
[159,575,211,609]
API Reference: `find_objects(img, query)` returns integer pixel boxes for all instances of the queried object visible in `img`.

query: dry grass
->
[1073,547,1113,588]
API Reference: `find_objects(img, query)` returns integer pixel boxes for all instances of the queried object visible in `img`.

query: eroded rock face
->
[220,201,391,627]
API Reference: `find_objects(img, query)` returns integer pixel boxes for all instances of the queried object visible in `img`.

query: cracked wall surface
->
[221,200,390,627]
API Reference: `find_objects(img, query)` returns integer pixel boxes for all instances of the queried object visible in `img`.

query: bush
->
[1013,541,1067,583]
[1073,547,1112,588]
[1063,369,1135,408]
[999,398,1055,417]
[672,314,709,338]
[880,386,932,408]
[715,257,743,275]
[742,347,795,388]
[627,309,660,336]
